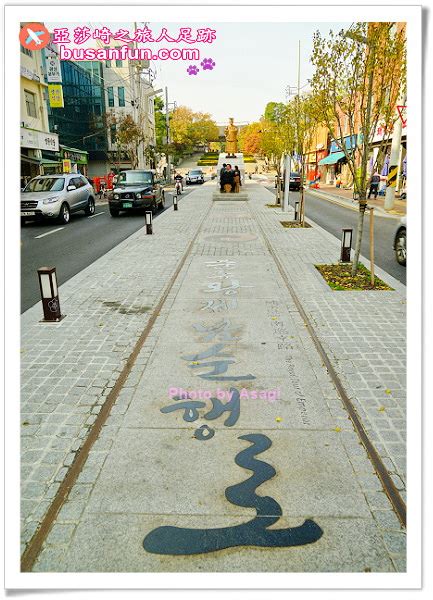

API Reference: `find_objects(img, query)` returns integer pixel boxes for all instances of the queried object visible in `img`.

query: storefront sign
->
[329,135,357,153]
[48,84,64,108]
[62,149,88,164]
[45,51,62,83]
[21,127,59,151]
[20,66,40,82]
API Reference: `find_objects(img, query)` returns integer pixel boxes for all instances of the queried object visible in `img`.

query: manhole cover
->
[204,233,258,243]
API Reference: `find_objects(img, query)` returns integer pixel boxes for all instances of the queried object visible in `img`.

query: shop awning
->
[318,151,346,166]
[41,159,61,166]
[21,154,40,164]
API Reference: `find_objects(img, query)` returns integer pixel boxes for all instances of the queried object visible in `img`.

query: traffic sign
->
[396,105,407,127]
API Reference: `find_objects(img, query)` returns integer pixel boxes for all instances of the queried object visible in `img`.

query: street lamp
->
[37,267,64,322]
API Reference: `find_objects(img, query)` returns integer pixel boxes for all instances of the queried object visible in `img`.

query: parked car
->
[21,174,95,225]
[185,169,204,185]
[393,216,406,266]
[281,172,301,192]
[109,170,165,217]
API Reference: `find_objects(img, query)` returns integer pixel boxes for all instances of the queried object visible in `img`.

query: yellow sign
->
[62,159,71,173]
[48,84,64,108]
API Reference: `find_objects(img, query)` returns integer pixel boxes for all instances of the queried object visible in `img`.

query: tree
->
[154,96,167,151]
[310,22,406,274]
[264,101,287,123]
[238,122,262,154]
[169,106,219,160]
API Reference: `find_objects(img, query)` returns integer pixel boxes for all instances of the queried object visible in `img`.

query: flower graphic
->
[48,298,59,313]
[200,58,216,71]
[187,65,199,76]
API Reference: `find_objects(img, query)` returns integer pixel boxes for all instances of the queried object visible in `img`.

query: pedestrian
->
[368,171,380,199]
[220,163,227,192]
[233,165,241,193]
[222,164,234,193]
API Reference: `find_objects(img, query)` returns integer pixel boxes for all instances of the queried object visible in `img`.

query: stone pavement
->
[21,182,406,572]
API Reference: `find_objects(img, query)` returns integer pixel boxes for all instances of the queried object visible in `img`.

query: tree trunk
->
[351,202,366,275]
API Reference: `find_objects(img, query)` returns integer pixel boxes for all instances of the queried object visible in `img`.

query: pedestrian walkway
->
[308,184,406,217]
[21,182,406,573]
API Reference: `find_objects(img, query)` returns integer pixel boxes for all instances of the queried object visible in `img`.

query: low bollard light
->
[340,228,353,263]
[294,201,300,221]
[145,210,153,234]
[37,266,64,322]
[173,194,178,211]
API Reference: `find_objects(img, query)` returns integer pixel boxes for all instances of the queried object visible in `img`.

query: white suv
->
[21,174,95,225]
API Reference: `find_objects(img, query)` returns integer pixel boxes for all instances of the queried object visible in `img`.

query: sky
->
[48,21,350,124]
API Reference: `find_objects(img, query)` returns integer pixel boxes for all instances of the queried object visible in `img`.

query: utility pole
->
[282,154,290,212]
[384,95,406,210]
[165,86,172,184]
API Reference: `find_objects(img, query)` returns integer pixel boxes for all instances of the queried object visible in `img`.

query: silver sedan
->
[21,174,96,225]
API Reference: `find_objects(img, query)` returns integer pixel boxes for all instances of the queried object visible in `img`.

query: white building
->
[99,42,156,172]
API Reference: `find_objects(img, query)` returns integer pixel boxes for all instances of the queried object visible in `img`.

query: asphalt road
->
[265,187,406,285]
[21,187,195,313]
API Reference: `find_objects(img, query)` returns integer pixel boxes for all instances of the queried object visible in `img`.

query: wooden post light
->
[37,267,64,322]
[340,229,353,263]
[145,211,153,234]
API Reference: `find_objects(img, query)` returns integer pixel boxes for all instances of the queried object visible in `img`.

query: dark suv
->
[109,170,165,217]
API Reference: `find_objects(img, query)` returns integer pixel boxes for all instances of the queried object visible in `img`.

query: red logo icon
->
[19,22,50,51]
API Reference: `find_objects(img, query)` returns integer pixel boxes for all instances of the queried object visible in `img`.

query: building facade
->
[20,43,59,184]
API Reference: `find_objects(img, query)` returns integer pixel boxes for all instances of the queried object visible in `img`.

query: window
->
[116,58,123,67]
[25,90,37,118]
[118,87,125,107]
[104,48,111,68]
[107,87,114,107]
[110,124,117,144]
[21,46,32,57]
[24,177,65,192]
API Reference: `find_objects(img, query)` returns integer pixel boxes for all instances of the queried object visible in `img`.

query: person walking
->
[219,163,227,192]
[222,164,234,193]
[233,165,241,193]
[368,172,381,199]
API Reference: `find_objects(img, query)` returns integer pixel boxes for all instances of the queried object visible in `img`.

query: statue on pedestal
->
[225,118,238,157]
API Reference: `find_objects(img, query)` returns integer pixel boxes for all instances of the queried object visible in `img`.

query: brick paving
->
[21,182,406,572]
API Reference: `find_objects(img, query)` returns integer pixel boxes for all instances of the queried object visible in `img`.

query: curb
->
[307,188,404,219]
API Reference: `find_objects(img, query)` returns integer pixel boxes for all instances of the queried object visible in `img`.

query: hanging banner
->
[45,51,62,83]
[62,159,71,173]
[48,84,64,108]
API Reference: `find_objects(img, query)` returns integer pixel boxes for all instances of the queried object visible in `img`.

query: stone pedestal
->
[215,152,247,200]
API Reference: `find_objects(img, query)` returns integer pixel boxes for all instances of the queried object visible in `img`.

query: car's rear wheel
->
[395,229,406,266]
[58,203,70,224]
[109,207,120,217]
[84,197,95,216]
[151,198,158,214]
[21,218,27,226]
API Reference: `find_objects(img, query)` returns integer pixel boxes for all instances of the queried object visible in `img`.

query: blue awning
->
[318,151,346,166]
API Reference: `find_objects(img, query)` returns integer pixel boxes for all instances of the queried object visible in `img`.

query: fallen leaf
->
[334,426,341,432]
[275,417,282,422]
[378,406,386,412]
[385,389,392,395]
